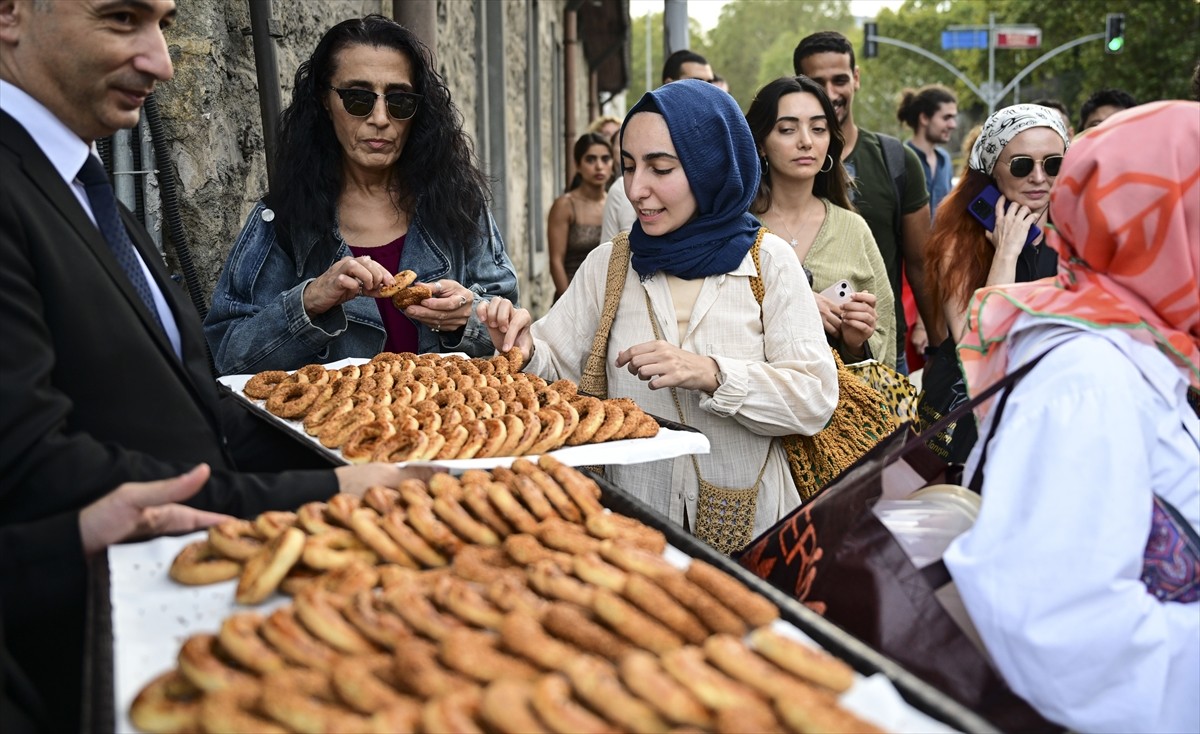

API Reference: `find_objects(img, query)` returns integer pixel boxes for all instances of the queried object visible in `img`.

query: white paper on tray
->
[109,533,289,734]
[111,532,960,734]
[218,358,710,470]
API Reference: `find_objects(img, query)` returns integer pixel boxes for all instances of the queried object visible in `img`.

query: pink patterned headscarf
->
[957,101,1200,409]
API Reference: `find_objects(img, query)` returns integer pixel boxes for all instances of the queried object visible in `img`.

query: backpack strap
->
[579,232,631,399]
[877,133,909,245]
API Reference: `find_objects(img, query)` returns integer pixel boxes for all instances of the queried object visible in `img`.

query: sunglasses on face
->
[329,86,422,120]
[1006,154,1063,178]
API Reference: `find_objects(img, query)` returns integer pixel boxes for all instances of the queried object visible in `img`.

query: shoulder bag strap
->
[641,286,772,491]
[908,351,1051,459]
[878,133,909,243]
[965,362,1035,493]
[746,227,768,314]
[579,232,631,399]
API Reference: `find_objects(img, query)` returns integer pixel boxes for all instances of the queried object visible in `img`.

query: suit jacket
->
[0,512,82,734]
[0,109,338,526]
[0,108,340,733]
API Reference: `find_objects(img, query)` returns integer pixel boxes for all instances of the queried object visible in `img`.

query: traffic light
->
[1105,13,1126,54]
[864,22,878,59]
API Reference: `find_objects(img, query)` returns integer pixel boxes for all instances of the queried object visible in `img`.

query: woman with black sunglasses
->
[204,15,517,374]
[925,104,1070,343]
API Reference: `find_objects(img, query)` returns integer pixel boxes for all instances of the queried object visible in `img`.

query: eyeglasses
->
[329,86,422,120]
[1005,154,1063,178]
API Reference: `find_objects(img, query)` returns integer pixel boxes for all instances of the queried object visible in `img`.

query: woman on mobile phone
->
[746,76,896,368]
[925,104,1070,342]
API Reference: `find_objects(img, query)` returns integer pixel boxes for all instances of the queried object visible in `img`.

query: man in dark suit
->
[0,1,413,728]
[2,466,228,733]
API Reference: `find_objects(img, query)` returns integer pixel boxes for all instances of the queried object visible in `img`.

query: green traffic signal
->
[1105,13,1126,55]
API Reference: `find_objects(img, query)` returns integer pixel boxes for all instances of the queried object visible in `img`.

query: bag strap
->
[878,133,909,244]
[965,362,1031,493]
[641,286,771,492]
[907,351,1050,457]
[580,232,631,399]
[746,227,768,314]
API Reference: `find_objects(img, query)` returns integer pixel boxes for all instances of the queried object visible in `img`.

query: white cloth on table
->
[525,232,837,537]
[945,316,1200,734]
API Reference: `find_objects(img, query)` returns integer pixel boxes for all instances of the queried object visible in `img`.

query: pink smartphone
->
[819,279,855,305]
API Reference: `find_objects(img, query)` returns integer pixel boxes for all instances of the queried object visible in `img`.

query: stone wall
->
[151,0,589,321]
[154,0,384,299]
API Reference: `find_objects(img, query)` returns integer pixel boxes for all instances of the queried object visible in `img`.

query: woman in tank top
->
[547,133,612,300]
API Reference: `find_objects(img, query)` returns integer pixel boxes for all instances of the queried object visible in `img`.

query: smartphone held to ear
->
[967,184,1042,247]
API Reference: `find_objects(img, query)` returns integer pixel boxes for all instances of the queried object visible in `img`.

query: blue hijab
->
[622,79,762,280]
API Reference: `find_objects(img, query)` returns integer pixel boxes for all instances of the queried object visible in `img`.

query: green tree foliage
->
[702,0,855,110]
[625,0,1197,146]
[859,0,1198,140]
[627,12,710,104]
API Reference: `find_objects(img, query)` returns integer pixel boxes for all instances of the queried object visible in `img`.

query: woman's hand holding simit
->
[404,279,476,333]
[475,297,533,362]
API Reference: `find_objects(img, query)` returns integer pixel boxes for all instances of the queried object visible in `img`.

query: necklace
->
[769,215,801,248]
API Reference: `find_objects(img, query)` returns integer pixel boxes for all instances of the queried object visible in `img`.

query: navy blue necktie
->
[77,155,166,332]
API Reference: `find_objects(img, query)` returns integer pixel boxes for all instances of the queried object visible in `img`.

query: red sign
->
[995,28,1042,49]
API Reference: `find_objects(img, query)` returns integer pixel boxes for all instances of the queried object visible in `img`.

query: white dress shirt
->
[0,79,183,358]
[945,315,1200,733]
[525,232,838,536]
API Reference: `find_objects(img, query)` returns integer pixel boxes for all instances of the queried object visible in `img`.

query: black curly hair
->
[271,14,490,266]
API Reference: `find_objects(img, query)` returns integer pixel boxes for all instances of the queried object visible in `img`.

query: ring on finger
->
[354,277,365,296]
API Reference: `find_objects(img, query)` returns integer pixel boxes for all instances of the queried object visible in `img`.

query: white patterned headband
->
[968,103,1071,176]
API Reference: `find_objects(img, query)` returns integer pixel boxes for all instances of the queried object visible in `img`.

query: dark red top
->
[349,235,418,354]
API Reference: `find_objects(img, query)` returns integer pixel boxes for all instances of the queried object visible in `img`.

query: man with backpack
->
[794,32,937,373]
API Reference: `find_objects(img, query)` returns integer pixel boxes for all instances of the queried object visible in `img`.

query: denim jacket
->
[204,200,518,375]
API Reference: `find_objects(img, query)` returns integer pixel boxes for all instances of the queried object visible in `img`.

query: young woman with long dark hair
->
[547,132,612,300]
[746,76,895,367]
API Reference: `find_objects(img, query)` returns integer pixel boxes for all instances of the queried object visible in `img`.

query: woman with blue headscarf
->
[478,80,837,549]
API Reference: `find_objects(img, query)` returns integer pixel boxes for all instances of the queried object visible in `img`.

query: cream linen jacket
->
[526,231,838,537]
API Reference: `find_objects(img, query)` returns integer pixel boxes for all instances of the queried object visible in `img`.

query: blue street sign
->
[941,29,989,50]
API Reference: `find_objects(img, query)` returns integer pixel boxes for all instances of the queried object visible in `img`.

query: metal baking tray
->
[219,378,708,471]
[584,468,1000,734]
[89,455,992,734]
